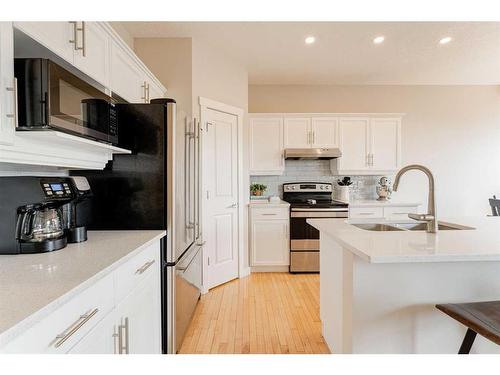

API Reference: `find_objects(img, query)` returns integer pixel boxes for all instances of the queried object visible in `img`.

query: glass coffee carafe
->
[17,204,64,242]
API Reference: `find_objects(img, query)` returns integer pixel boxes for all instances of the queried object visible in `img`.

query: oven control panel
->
[283,183,332,192]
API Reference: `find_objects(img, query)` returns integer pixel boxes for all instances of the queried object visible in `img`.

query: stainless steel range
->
[282,182,348,273]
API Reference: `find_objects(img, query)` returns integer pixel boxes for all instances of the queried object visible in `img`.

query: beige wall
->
[134,38,193,115]
[249,85,500,217]
[191,39,249,272]
[109,22,134,49]
[134,37,251,272]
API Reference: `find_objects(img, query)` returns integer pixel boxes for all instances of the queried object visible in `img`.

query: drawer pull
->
[135,259,155,275]
[262,213,278,216]
[53,308,99,348]
[358,212,375,216]
[393,212,409,215]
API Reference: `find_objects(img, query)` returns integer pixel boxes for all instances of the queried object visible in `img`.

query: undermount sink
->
[352,221,475,232]
[351,223,404,231]
[392,222,475,231]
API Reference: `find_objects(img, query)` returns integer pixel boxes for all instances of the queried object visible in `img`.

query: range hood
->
[284,148,342,160]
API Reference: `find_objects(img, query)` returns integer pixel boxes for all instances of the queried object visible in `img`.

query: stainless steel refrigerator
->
[73,99,202,353]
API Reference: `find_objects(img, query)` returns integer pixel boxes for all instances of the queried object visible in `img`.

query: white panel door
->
[204,109,239,289]
[338,118,370,171]
[249,117,283,175]
[370,118,401,171]
[14,22,75,63]
[110,41,145,102]
[251,220,289,266]
[73,22,109,87]
[311,117,338,148]
[0,22,15,145]
[284,117,311,148]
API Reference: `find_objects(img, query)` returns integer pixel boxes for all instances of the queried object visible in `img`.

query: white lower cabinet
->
[68,310,118,354]
[0,240,162,354]
[348,204,419,220]
[115,270,161,354]
[250,206,290,267]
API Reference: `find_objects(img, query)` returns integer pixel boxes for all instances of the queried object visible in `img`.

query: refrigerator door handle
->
[185,117,195,231]
[195,118,201,239]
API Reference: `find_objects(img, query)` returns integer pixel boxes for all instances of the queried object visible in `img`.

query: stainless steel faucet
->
[393,164,438,233]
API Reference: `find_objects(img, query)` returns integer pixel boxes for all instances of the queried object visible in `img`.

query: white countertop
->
[0,230,165,343]
[307,216,500,263]
[249,198,290,208]
[347,200,421,207]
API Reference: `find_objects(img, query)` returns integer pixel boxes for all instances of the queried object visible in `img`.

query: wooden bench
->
[436,301,500,354]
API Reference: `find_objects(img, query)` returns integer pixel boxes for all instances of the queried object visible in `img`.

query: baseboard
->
[239,267,251,278]
[251,265,290,273]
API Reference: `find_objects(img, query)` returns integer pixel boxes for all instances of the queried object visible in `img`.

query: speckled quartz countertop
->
[308,216,500,263]
[249,198,290,208]
[0,230,165,344]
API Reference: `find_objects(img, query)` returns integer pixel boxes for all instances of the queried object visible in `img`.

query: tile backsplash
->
[250,160,383,201]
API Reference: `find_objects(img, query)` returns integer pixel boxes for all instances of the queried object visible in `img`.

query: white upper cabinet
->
[110,41,145,102]
[0,22,15,145]
[311,117,338,148]
[249,116,284,175]
[284,117,311,148]
[284,116,338,149]
[370,118,401,171]
[14,22,75,62]
[0,22,167,170]
[72,22,109,87]
[336,117,370,172]
[332,116,402,175]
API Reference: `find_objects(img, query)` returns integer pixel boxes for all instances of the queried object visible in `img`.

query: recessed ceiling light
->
[439,36,452,44]
[305,36,316,45]
[373,36,385,44]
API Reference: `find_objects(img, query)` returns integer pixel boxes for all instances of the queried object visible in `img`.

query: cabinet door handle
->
[53,308,99,348]
[118,317,129,354]
[135,259,155,275]
[5,78,18,126]
[70,21,85,56]
[112,327,120,354]
[80,21,86,57]
[141,81,148,102]
[370,153,374,166]
[312,131,315,145]
[69,21,78,51]
[146,83,150,102]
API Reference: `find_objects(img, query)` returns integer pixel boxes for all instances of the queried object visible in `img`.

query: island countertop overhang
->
[308,216,500,264]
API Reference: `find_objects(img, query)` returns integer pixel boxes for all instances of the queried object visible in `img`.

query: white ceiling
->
[120,22,500,85]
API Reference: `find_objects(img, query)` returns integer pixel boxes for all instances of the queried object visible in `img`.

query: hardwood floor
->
[178,272,330,354]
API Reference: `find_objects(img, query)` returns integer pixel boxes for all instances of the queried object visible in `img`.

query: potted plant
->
[250,183,267,196]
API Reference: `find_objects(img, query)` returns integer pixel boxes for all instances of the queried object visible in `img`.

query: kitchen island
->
[308,217,500,354]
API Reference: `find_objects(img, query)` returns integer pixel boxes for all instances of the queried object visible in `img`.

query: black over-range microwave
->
[14,58,118,145]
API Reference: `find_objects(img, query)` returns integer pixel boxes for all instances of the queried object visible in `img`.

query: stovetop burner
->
[282,182,348,210]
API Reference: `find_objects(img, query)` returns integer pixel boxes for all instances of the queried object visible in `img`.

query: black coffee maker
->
[0,176,92,254]
[62,176,92,243]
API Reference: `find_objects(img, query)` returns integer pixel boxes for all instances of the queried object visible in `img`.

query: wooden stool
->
[489,196,500,216]
[436,301,500,354]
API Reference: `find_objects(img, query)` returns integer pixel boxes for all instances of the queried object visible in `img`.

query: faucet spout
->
[393,164,438,233]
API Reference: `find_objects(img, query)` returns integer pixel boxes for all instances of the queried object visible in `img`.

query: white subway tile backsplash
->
[250,160,382,201]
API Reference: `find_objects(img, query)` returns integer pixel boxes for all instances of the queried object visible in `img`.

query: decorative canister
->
[338,186,350,202]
